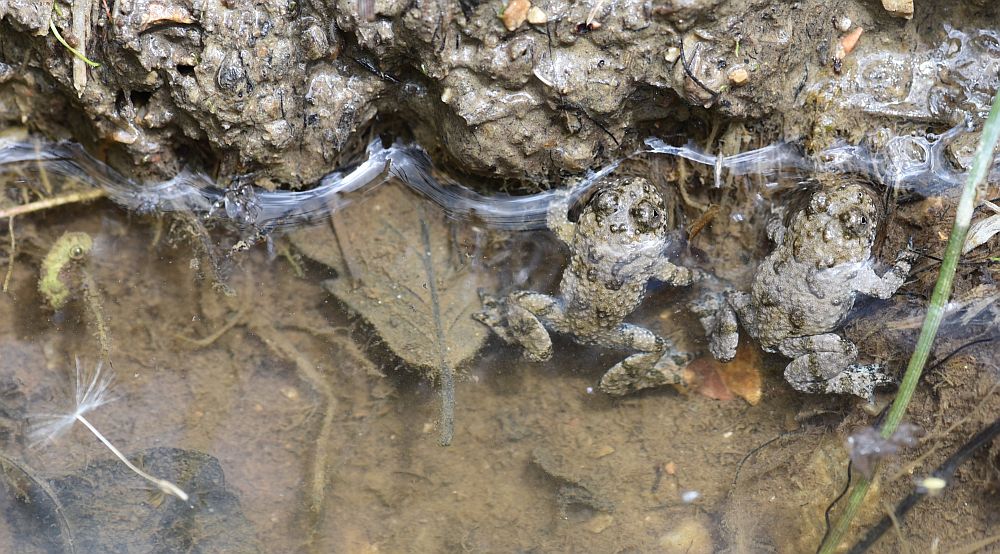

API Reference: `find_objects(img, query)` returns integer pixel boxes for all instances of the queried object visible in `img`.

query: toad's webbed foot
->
[599,348,692,396]
[597,324,692,396]
[690,290,740,362]
[779,333,893,398]
[474,290,560,362]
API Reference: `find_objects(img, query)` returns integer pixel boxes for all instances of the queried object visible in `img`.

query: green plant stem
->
[49,19,101,68]
[818,91,1000,554]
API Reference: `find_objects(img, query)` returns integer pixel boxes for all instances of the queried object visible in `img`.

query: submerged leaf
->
[962,202,1000,254]
[314,183,495,372]
[291,182,496,444]
[687,342,763,405]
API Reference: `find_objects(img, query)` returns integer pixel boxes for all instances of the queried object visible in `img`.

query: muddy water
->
[1,151,999,553]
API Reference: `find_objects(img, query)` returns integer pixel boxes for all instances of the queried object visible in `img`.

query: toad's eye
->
[839,209,868,237]
[630,201,661,232]
[69,245,86,260]
[593,191,618,214]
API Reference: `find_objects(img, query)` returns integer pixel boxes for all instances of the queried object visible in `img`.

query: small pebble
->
[834,15,852,32]
[585,514,614,534]
[501,0,531,31]
[728,66,749,86]
[526,6,547,24]
[918,476,947,495]
[664,46,680,63]
[881,0,913,19]
[659,516,714,553]
[592,445,615,458]
[681,490,701,503]
[664,461,676,475]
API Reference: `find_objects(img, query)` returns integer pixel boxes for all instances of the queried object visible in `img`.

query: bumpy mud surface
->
[1,0,997,187]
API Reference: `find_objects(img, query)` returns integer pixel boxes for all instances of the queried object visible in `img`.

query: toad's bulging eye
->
[630,201,661,232]
[839,209,868,237]
[593,191,618,214]
[70,245,86,260]
[809,193,828,214]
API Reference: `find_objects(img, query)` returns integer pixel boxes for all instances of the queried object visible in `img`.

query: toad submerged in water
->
[475,176,700,395]
[696,176,916,398]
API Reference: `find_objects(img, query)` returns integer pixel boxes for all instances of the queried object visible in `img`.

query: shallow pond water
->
[1,135,999,553]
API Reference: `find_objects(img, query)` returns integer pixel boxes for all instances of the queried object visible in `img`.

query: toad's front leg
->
[474,290,565,362]
[653,259,702,287]
[779,333,893,398]
[855,247,917,300]
[598,324,692,396]
[691,288,743,362]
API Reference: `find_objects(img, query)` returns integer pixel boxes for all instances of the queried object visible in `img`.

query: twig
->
[585,0,605,26]
[174,303,248,348]
[0,452,77,553]
[0,189,107,219]
[3,216,13,292]
[817,91,1000,553]
[81,269,111,363]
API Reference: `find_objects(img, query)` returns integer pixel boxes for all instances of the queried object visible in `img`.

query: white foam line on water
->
[1,126,988,232]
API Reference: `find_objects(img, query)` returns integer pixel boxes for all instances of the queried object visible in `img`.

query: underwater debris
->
[28,359,189,502]
[530,447,614,516]
[290,183,497,445]
[845,422,922,478]
[848,415,1000,552]
[38,232,112,362]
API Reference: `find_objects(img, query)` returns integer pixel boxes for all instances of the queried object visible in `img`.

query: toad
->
[475,176,699,395]
[697,177,915,398]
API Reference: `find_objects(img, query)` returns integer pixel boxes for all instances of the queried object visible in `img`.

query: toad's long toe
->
[599,349,692,396]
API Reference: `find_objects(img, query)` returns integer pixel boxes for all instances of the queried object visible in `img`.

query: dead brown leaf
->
[688,342,763,405]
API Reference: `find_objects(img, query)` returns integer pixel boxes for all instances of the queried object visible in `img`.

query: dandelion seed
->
[30,358,189,502]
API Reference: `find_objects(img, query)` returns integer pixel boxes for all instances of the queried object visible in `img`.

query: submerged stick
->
[3,216,13,292]
[0,452,77,553]
[0,189,106,219]
[818,90,1000,554]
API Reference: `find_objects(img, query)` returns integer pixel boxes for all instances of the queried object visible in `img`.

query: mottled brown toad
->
[475,176,699,395]
[698,176,915,398]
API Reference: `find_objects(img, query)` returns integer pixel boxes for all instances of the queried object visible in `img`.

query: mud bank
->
[0,0,997,187]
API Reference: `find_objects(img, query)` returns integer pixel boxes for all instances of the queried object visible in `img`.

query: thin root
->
[81,269,112,363]
[251,323,335,550]
[3,216,14,293]
[174,303,248,348]
[0,189,107,219]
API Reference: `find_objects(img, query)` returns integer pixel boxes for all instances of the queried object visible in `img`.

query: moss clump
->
[39,231,93,310]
